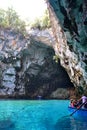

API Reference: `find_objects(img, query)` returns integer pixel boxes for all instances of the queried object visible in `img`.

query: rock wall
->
[46,0,87,94]
[0,28,73,99]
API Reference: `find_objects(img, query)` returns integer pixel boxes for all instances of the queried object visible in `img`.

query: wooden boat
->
[68,106,87,119]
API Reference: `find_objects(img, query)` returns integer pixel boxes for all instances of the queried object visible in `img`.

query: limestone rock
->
[47,0,87,91]
[0,28,73,99]
[50,88,69,99]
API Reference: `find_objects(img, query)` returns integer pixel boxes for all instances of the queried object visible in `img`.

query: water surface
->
[0,100,86,130]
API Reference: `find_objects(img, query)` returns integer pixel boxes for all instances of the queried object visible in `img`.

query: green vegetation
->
[53,55,59,63]
[29,9,51,29]
[0,7,50,33]
[0,8,26,34]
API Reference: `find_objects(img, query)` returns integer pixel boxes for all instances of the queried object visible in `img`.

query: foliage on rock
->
[53,55,59,63]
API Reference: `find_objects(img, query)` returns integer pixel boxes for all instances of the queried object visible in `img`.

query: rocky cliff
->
[0,0,86,99]
[0,28,73,99]
[46,0,87,95]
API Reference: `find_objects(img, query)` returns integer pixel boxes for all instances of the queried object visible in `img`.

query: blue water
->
[0,100,87,130]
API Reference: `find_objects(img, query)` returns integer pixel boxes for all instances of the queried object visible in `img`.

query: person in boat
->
[70,99,78,107]
[70,99,74,107]
[78,95,87,108]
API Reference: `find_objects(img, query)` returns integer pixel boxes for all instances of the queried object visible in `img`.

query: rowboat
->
[68,106,87,120]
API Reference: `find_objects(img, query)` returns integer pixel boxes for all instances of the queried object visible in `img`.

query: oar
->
[70,101,87,116]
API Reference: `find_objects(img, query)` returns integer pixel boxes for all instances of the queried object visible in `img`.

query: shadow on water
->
[0,118,15,130]
[55,116,87,130]
[0,106,26,130]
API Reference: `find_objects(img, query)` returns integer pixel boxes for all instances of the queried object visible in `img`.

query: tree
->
[41,9,51,29]
[29,9,51,29]
[6,8,26,33]
[30,18,41,29]
[0,7,26,34]
[0,9,7,27]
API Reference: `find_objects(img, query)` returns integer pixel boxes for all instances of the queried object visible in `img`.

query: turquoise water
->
[0,100,87,130]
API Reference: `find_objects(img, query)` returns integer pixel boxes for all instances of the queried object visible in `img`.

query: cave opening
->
[24,42,75,99]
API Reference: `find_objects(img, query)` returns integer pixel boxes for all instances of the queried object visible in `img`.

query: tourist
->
[37,95,42,100]
[70,99,74,107]
[78,95,87,108]
[70,99,78,107]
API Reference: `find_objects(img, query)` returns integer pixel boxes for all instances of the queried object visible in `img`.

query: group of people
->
[70,95,87,109]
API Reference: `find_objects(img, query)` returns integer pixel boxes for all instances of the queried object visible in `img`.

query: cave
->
[23,41,74,99]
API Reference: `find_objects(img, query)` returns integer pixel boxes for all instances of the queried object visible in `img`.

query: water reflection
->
[55,116,87,130]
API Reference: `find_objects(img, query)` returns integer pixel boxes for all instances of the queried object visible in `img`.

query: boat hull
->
[68,106,87,120]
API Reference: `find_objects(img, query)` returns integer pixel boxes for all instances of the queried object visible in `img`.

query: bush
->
[41,9,51,29]
[0,9,7,27]
[53,55,59,63]
[30,18,41,29]
[30,9,51,29]
[0,7,26,34]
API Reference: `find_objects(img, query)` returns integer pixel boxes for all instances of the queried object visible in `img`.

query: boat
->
[68,106,87,120]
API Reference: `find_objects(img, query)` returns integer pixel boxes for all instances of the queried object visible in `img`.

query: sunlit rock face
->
[0,28,26,98]
[46,0,87,91]
[0,28,73,99]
